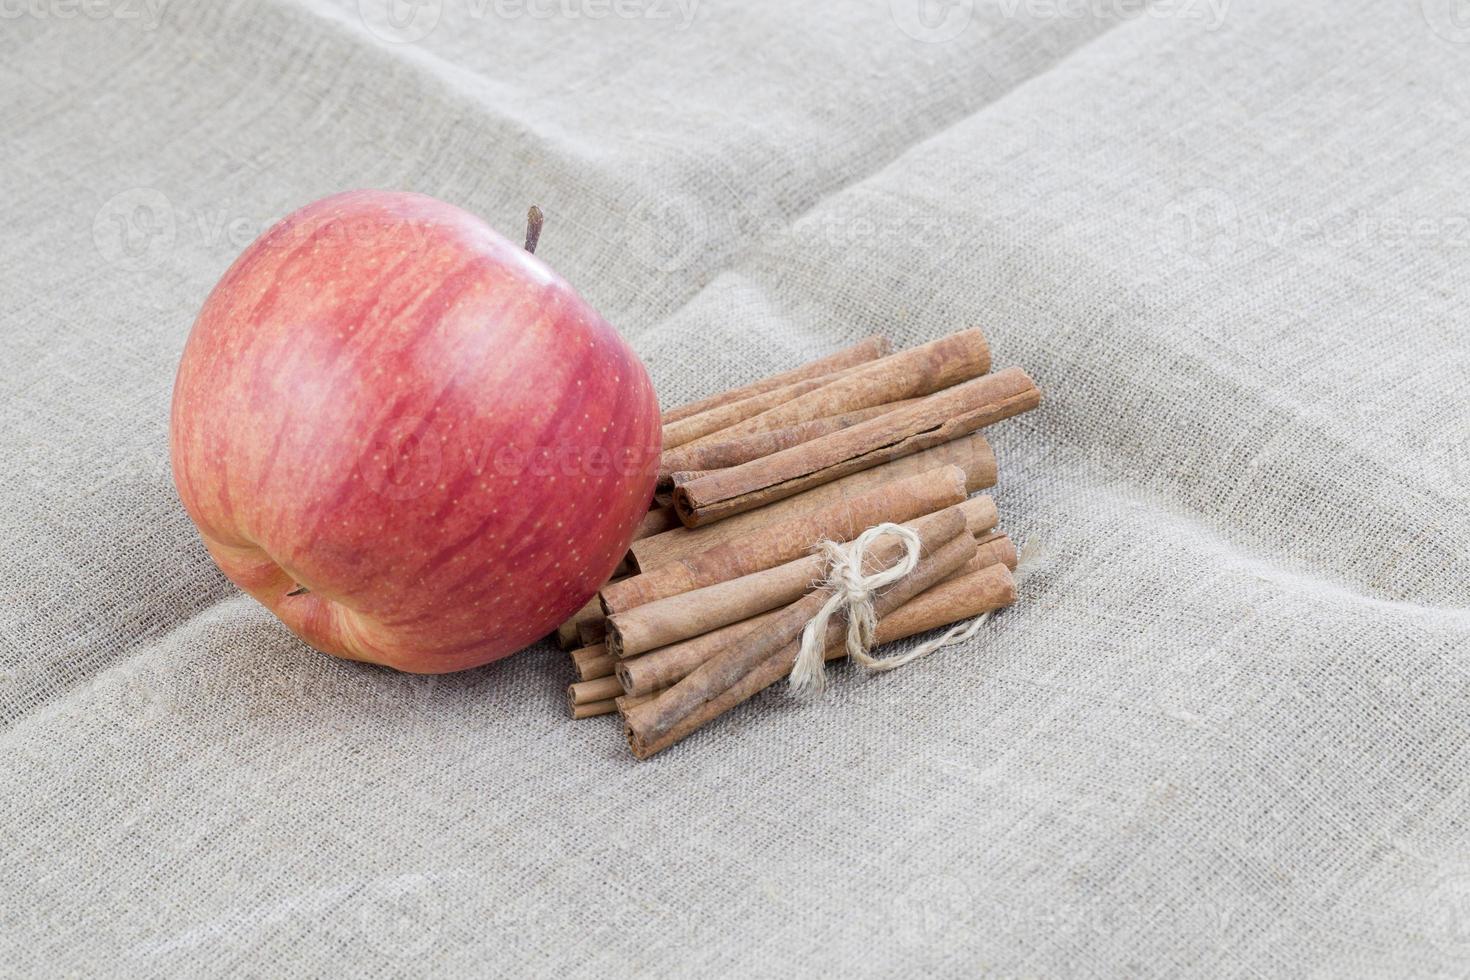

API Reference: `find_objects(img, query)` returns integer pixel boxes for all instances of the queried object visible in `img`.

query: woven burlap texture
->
[3,1,1469,975]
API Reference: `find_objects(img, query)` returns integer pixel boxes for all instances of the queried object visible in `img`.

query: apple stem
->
[288,585,310,596]
[524,205,544,255]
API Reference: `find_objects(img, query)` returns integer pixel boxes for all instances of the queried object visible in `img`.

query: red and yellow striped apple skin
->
[170,190,660,673]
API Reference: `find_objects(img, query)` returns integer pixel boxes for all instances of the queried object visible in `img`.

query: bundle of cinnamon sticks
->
[555,329,1040,758]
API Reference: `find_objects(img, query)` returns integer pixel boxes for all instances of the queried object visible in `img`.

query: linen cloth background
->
[3,0,1469,975]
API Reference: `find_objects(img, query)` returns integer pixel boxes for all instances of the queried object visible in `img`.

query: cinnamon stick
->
[618,555,1016,698]
[568,675,623,706]
[571,698,619,720]
[624,522,979,759]
[555,595,604,650]
[963,496,999,541]
[674,329,992,452]
[615,691,658,716]
[635,505,680,540]
[618,608,784,698]
[602,464,968,616]
[974,531,1017,571]
[570,642,615,682]
[662,361,874,450]
[628,433,995,574]
[623,506,970,747]
[658,400,919,485]
[605,495,998,660]
[577,617,607,647]
[673,367,1039,527]
[872,561,1016,643]
[660,337,890,425]
[552,560,645,649]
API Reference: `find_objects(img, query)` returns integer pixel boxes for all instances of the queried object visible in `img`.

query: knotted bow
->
[789,523,1026,694]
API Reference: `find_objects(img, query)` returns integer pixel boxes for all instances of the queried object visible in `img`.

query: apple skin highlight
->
[170,190,661,673]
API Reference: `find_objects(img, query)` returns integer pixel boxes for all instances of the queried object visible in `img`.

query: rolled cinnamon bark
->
[975,531,1017,571]
[618,556,1016,697]
[615,691,658,716]
[623,506,971,748]
[635,506,680,540]
[624,523,980,759]
[602,464,968,616]
[658,400,919,485]
[608,558,819,662]
[660,471,707,497]
[872,561,1016,643]
[662,361,874,450]
[605,495,997,660]
[571,698,619,720]
[571,642,616,682]
[619,608,783,698]
[568,675,623,706]
[577,617,607,647]
[628,433,995,574]
[660,337,890,425]
[555,595,604,650]
[553,561,644,649]
[962,496,998,540]
[674,367,1040,527]
[676,329,992,451]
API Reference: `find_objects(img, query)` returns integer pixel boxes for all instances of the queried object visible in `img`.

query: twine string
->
[789,523,920,694]
[789,529,1040,695]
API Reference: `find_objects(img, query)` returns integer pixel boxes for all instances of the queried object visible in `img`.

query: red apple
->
[170,190,660,673]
